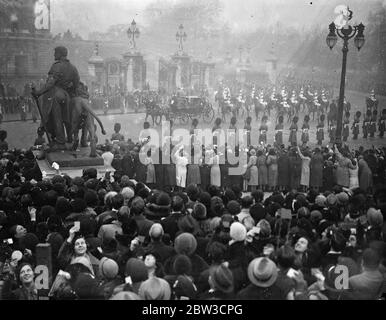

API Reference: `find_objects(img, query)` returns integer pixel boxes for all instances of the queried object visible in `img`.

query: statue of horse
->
[71,97,106,157]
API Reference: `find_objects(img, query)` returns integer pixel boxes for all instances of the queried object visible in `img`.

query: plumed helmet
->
[54,46,68,58]
[278,115,284,123]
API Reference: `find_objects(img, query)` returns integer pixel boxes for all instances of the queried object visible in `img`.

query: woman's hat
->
[173,275,198,299]
[139,277,171,300]
[247,257,278,288]
[209,263,234,293]
[174,233,197,256]
[110,291,141,300]
[229,222,247,243]
[99,257,119,280]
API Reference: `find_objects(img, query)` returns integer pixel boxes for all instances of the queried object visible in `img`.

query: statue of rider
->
[31,46,80,151]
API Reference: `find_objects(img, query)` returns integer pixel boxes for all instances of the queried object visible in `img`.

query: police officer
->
[31,46,80,150]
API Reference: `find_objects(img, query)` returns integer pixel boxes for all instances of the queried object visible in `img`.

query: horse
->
[143,95,160,126]
[71,97,106,157]
[38,86,73,145]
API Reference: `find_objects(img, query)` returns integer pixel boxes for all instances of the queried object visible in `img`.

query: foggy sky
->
[50,0,384,38]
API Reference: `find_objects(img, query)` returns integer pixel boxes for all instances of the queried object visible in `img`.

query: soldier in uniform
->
[31,46,80,150]
[352,111,361,140]
[369,109,377,138]
[363,110,371,139]
[366,89,378,113]
[289,116,298,147]
[379,109,386,138]
[259,115,268,145]
[244,116,252,147]
[275,115,284,147]
[19,96,27,121]
[343,96,351,113]
[316,114,325,145]
[342,111,350,142]
[301,115,310,146]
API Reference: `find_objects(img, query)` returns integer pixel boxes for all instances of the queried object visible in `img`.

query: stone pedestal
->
[171,54,191,89]
[123,52,145,92]
[34,148,114,179]
[46,147,104,168]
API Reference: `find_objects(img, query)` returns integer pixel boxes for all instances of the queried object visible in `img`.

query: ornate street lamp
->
[326,7,365,145]
[127,19,140,51]
[176,24,187,54]
[238,45,243,63]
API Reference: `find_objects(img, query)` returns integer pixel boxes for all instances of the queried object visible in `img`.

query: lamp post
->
[176,24,187,54]
[127,20,140,52]
[238,45,243,63]
[326,10,365,145]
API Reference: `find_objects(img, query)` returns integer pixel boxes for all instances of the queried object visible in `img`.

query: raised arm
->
[297,146,306,160]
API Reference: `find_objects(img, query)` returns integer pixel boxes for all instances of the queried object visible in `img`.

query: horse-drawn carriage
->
[167,96,215,125]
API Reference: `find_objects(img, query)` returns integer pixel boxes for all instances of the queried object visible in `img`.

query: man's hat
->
[54,46,68,58]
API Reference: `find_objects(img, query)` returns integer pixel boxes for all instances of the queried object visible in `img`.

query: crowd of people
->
[0,117,385,301]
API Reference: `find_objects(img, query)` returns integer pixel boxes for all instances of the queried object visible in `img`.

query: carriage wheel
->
[203,107,215,124]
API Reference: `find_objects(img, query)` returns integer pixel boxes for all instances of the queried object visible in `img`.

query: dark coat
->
[164,253,209,283]
[161,212,185,241]
[143,241,175,264]
[199,165,211,191]
[310,153,324,187]
[288,154,302,190]
[237,283,286,300]
[133,214,154,237]
[226,241,249,292]
[277,153,290,187]
[121,153,135,178]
